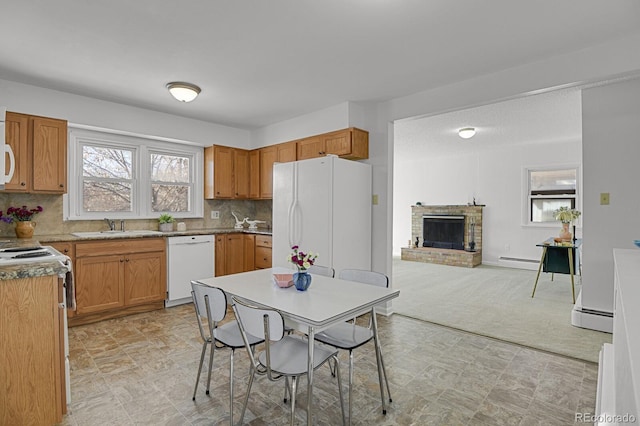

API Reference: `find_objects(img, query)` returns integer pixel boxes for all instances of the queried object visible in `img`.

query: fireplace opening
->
[422,215,465,250]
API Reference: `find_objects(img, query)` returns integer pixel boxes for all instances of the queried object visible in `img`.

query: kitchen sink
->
[72,230,164,238]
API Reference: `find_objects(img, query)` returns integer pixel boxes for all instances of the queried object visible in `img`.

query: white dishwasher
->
[166,235,215,307]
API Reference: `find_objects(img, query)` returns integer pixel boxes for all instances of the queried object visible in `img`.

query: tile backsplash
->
[0,193,272,237]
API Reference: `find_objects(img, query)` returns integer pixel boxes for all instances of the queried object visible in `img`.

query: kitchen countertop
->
[35,227,272,243]
[0,228,271,280]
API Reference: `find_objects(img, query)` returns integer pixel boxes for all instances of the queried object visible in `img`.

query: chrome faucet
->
[104,218,116,231]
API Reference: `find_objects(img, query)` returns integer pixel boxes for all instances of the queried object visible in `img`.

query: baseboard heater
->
[498,257,538,263]
[576,308,613,318]
[497,256,539,270]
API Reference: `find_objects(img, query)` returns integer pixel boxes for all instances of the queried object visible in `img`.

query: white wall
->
[393,140,582,264]
[0,79,250,147]
[581,77,640,314]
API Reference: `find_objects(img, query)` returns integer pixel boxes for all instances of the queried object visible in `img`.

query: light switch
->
[372,194,379,205]
[600,193,610,205]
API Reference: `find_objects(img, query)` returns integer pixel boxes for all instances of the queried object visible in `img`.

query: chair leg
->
[290,376,298,426]
[205,340,216,395]
[375,339,392,405]
[333,355,346,426]
[372,315,390,414]
[229,349,235,426]
[192,340,208,401]
[328,356,336,377]
[238,366,256,426]
[347,350,354,425]
[284,376,290,403]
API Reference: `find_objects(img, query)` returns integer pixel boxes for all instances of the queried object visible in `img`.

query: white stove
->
[0,245,68,265]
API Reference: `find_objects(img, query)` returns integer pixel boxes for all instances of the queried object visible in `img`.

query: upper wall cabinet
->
[204,145,250,199]
[258,141,297,199]
[4,112,67,194]
[296,128,368,161]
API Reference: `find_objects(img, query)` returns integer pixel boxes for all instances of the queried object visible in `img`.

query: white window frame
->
[522,164,581,227]
[66,128,203,220]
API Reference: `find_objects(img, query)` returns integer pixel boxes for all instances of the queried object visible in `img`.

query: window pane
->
[530,169,576,194]
[151,184,190,212]
[83,181,132,212]
[83,146,133,179]
[151,154,190,183]
[531,199,573,223]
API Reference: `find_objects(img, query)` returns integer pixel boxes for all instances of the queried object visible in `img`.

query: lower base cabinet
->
[215,233,261,276]
[71,238,166,326]
[0,275,65,425]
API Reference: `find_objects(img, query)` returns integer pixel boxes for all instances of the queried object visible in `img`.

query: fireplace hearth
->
[402,204,484,267]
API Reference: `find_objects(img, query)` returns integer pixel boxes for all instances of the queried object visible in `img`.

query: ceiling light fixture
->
[458,127,476,139]
[166,82,201,102]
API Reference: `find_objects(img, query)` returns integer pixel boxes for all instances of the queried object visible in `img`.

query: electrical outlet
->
[372,194,379,205]
[211,211,220,219]
[600,192,610,205]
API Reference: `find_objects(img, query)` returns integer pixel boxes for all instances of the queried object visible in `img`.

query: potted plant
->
[1,205,44,238]
[554,206,581,241]
[158,213,175,232]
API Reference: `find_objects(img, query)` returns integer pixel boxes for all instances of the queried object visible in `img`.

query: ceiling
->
[1,1,639,129]
[394,89,583,159]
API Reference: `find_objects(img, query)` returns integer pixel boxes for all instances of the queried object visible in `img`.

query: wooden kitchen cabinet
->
[259,141,297,199]
[215,233,256,276]
[70,238,166,326]
[296,127,368,160]
[255,234,272,269]
[3,111,67,193]
[1,274,65,425]
[204,145,250,199]
[249,149,260,199]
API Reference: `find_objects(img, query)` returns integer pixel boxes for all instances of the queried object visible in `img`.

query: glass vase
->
[293,269,312,291]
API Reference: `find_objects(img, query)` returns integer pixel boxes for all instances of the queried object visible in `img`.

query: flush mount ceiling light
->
[166,82,201,102]
[458,127,476,139]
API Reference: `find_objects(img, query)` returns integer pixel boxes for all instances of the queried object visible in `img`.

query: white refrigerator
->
[272,155,372,274]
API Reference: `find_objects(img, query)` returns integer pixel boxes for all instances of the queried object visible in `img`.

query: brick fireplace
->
[400,204,483,268]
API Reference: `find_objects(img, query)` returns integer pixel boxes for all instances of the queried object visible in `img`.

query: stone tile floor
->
[61,304,597,425]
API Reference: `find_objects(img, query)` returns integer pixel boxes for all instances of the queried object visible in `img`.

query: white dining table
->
[195,267,400,425]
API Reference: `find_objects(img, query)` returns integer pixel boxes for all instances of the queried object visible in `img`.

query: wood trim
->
[68,301,165,327]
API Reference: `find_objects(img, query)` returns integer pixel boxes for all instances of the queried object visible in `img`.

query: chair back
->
[232,296,286,380]
[231,296,285,342]
[338,269,389,288]
[308,264,335,278]
[191,281,228,341]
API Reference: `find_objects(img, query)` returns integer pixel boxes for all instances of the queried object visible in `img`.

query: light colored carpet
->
[391,257,611,363]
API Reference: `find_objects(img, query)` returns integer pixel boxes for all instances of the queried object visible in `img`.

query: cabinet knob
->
[59,184,64,188]
[120,258,124,262]
[20,182,26,186]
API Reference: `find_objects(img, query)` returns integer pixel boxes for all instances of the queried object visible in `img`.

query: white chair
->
[190,281,263,425]
[314,269,392,424]
[308,264,335,277]
[232,296,346,426]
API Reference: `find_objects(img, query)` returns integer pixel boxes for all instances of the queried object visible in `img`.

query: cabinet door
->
[323,129,351,156]
[225,234,245,275]
[259,146,277,199]
[249,149,260,199]
[75,255,125,314]
[243,234,255,271]
[296,136,324,160]
[124,251,166,306]
[215,235,226,276]
[255,246,272,269]
[233,148,250,198]
[213,145,234,198]
[31,116,67,193]
[4,112,29,191]
[277,141,297,162]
